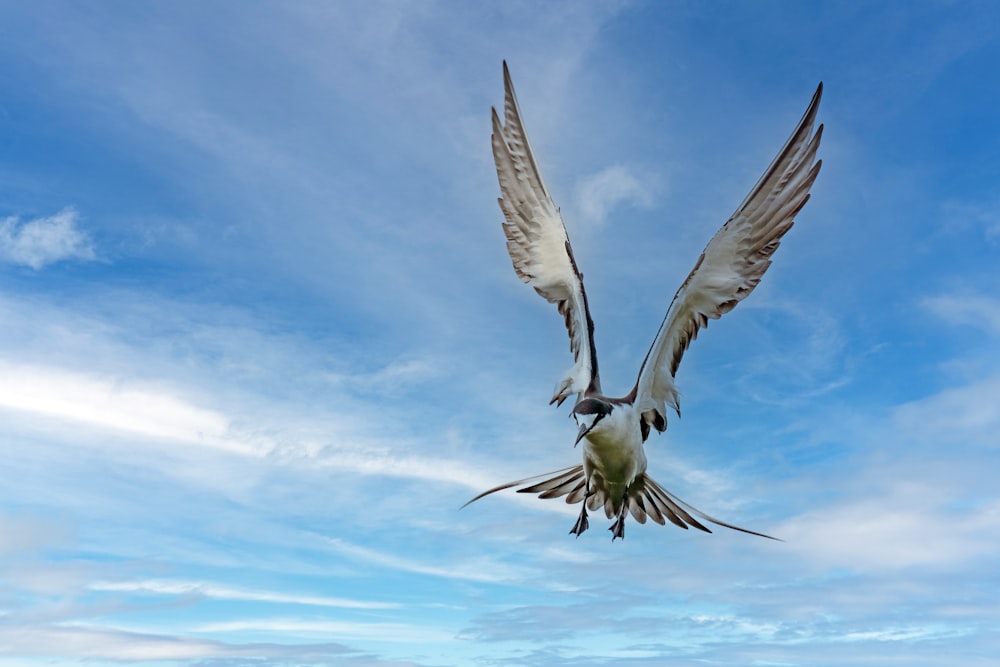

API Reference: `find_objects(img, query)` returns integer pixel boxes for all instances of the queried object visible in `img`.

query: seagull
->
[465,62,823,541]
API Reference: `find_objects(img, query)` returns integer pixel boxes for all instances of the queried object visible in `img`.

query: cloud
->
[892,373,1000,448]
[0,511,74,556]
[0,207,96,269]
[0,623,401,664]
[923,294,1000,337]
[324,536,531,584]
[574,165,657,226]
[938,198,1000,244]
[194,618,453,643]
[90,579,400,609]
[0,360,239,450]
[776,479,1000,572]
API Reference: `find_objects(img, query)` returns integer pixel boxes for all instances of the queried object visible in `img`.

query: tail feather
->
[462,467,780,541]
[643,479,708,532]
[587,492,602,511]
[460,465,580,508]
[522,468,585,499]
[628,496,647,524]
[642,474,782,541]
[634,492,665,526]
[639,481,691,530]
[565,484,588,504]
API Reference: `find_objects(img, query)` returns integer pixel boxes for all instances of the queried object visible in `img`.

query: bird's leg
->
[569,479,591,537]
[609,496,628,541]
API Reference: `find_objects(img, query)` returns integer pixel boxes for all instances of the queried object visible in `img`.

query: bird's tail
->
[463,467,780,540]
[460,465,587,508]
[632,474,781,540]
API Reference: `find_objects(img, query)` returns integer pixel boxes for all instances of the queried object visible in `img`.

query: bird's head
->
[572,397,613,446]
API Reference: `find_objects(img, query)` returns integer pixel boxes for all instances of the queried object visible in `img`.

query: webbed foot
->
[608,514,626,541]
[570,506,590,536]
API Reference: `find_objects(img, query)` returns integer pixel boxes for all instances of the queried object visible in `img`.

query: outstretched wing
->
[633,83,824,436]
[492,61,600,406]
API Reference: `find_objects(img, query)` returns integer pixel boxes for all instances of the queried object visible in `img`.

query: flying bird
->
[465,62,823,541]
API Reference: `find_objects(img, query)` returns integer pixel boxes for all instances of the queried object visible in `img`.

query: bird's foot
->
[609,514,626,541]
[569,507,590,537]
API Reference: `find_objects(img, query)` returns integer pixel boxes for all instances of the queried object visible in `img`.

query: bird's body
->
[582,403,645,494]
[465,63,824,541]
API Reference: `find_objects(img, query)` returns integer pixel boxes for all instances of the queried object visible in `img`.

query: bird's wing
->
[492,61,600,406]
[632,84,824,435]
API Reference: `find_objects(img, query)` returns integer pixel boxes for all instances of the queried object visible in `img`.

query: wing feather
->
[632,84,824,435]
[493,61,600,405]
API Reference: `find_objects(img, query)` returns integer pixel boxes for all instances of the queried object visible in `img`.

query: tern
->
[465,63,823,541]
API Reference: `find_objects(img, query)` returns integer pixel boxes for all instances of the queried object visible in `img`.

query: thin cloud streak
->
[195,618,454,643]
[325,536,533,584]
[90,579,401,609]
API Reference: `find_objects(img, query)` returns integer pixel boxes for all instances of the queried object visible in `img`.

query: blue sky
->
[1,1,999,665]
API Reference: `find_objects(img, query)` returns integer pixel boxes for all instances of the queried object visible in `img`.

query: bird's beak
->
[575,422,591,447]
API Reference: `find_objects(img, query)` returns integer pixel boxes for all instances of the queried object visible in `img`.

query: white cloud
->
[574,165,657,226]
[0,208,95,269]
[0,355,519,501]
[195,618,453,643]
[0,512,73,556]
[90,579,399,609]
[0,623,369,662]
[777,483,1000,572]
[0,624,232,661]
[325,536,532,583]
[0,360,238,450]
[892,373,1000,448]
[923,294,1000,337]
[939,198,1000,244]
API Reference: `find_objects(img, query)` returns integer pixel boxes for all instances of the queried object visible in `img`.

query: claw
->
[609,498,628,541]
[570,506,590,537]
[609,515,626,541]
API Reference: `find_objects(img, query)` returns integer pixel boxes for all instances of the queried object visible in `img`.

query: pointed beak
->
[575,422,592,447]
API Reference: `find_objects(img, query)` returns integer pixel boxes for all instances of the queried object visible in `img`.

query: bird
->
[464,62,823,541]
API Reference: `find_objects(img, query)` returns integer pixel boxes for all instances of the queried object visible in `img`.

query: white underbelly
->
[581,411,646,490]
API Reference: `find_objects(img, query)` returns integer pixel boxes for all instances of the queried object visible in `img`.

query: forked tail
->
[462,466,780,540]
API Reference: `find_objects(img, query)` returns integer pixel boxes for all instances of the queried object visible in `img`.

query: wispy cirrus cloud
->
[0,207,95,269]
[324,536,532,584]
[0,360,231,444]
[778,483,1000,572]
[90,579,400,609]
[0,623,395,664]
[922,293,1000,336]
[195,618,454,643]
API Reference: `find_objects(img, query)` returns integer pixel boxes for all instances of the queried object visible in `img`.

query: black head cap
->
[573,397,612,417]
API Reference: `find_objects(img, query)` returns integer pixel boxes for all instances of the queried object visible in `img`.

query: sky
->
[1,1,999,665]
